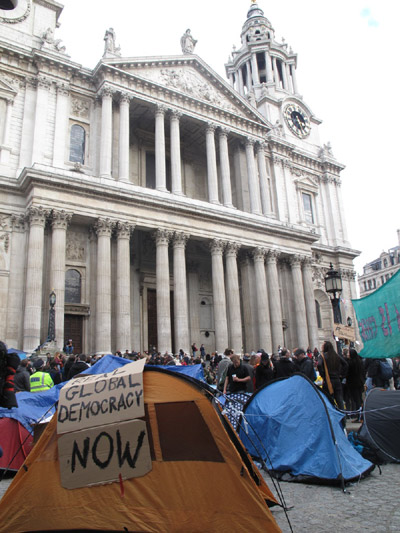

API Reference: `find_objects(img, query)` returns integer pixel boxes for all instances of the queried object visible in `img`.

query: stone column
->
[246,62,252,91]
[118,93,131,182]
[206,124,219,204]
[281,61,289,90]
[265,51,273,83]
[32,76,51,165]
[252,248,272,352]
[155,105,167,192]
[95,218,114,354]
[99,86,113,178]
[210,239,228,353]
[245,138,261,214]
[155,229,172,353]
[256,142,272,216]
[52,83,70,168]
[302,257,319,351]
[23,206,50,352]
[272,57,280,89]
[238,67,245,96]
[6,215,26,348]
[170,110,183,195]
[251,53,260,85]
[239,254,257,352]
[225,242,242,354]
[173,232,190,355]
[116,221,133,351]
[290,255,309,349]
[291,65,299,94]
[219,128,233,207]
[50,210,72,350]
[265,250,284,353]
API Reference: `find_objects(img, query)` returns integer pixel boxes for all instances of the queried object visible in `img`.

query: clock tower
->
[225,1,322,148]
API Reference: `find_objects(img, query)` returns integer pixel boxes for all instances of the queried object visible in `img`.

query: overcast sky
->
[57,1,399,277]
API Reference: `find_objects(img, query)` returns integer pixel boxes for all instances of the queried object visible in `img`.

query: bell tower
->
[225,1,299,103]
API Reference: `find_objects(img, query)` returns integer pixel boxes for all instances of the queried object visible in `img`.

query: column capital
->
[37,75,52,91]
[26,206,51,227]
[255,141,267,153]
[170,108,182,121]
[94,217,115,237]
[206,122,217,134]
[155,104,167,117]
[289,254,303,267]
[115,220,134,239]
[225,242,240,257]
[302,256,313,268]
[119,92,131,104]
[252,247,266,262]
[51,209,72,230]
[172,231,189,247]
[209,238,225,255]
[153,228,172,245]
[10,214,26,232]
[100,85,114,99]
[219,127,230,138]
[266,249,280,262]
[245,136,257,147]
[56,82,70,96]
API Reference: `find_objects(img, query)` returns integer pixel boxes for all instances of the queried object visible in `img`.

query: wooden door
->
[64,315,83,354]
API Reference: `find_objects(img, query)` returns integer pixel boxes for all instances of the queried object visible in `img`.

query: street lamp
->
[324,263,342,324]
[48,290,56,341]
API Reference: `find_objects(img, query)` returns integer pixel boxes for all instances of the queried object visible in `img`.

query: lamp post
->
[324,263,343,324]
[48,290,56,342]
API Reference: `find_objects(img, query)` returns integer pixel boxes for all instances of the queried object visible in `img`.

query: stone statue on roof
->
[180,29,197,54]
[103,28,121,58]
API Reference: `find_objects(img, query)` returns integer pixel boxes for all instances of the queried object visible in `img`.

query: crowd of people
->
[4,339,400,420]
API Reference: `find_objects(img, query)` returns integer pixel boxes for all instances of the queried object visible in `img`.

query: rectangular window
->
[302,193,314,224]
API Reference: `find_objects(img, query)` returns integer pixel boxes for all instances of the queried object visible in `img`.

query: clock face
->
[284,104,311,138]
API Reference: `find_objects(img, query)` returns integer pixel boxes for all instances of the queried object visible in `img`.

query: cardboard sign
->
[333,323,356,342]
[58,419,152,489]
[57,359,145,434]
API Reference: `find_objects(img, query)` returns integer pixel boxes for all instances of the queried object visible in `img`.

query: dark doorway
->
[64,315,83,354]
[147,289,175,353]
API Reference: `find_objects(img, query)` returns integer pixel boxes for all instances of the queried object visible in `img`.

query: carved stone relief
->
[71,97,90,120]
[66,231,87,262]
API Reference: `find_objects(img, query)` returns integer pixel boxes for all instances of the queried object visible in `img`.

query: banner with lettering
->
[352,269,400,359]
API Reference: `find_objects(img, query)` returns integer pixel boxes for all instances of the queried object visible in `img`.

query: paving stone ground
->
[268,463,400,532]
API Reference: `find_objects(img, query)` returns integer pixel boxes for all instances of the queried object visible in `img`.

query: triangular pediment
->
[293,173,319,193]
[99,56,270,126]
[0,77,17,100]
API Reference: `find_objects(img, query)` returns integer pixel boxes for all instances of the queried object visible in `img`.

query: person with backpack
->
[317,341,348,410]
[365,358,392,391]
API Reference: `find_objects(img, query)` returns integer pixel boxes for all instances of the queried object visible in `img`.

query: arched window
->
[69,124,86,164]
[315,300,322,329]
[65,269,81,304]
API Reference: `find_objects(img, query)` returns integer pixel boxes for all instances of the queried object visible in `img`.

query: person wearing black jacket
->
[274,348,296,378]
[68,354,89,379]
[294,348,315,381]
[255,353,274,389]
[317,341,348,410]
[14,359,31,392]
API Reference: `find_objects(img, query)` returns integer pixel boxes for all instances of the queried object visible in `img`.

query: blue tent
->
[7,348,28,360]
[238,374,374,484]
[0,355,204,433]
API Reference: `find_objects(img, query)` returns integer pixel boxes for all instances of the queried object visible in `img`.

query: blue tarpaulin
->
[0,355,204,433]
[238,374,373,484]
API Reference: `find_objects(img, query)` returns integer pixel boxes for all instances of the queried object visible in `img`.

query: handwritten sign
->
[57,359,145,434]
[57,359,152,489]
[58,419,152,489]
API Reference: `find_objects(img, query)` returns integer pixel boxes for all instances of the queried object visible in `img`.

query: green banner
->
[352,269,400,359]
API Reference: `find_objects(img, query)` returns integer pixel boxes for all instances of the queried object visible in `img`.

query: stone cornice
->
[9,166,320,250]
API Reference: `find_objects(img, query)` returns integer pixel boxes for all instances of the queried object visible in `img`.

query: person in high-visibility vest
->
[29,359,54,393]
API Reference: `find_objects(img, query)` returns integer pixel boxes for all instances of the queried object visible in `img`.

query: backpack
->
[379,360,392,381]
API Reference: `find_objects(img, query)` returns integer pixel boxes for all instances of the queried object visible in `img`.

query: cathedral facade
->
[0,0,358,356]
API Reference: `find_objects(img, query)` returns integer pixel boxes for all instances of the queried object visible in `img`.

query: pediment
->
[100,56,269,126]
[0,77,17,100]
[293,174,319,193]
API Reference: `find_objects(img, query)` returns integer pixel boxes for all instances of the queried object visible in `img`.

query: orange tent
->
[0,368,280,532]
